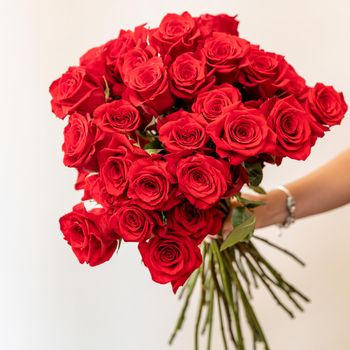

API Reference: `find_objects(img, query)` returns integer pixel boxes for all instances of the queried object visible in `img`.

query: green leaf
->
[235,195,266,209]
[161,211,167,225]
[248,185,267,195]
[245,162,263,187]
[221,215,256,251]
[145,148,163,155]
[231,206,252,227]
[144,138,162,150]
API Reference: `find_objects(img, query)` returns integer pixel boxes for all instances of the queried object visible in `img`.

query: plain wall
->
[0,0,349,349]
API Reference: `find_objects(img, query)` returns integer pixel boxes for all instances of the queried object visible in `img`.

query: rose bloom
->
[49,66,105,119]
[305,83,348,127]
[79,44,108,79]
[59,203,119,266]
[192,84,242,123]
[109,203,164,242]
[166,201,224,244]
[118,46,157,80]
[149,11,200,57]
[91,25,148,98]
[127,156,178,210]
[171,153,232,209]
[138,234,202,293]
[196,13,239,38]
[169,52,215,99]
[62,113,98,170]
[207,106,276,165]
[94,27,149,97]
[203,33,250,82]
[261,96,323,160]
[94,99,141,134]
[103,24,148,75]
[239,48,290,99]
[123,57,175,115]
[82,174,119,209]
[74,169,89,191]
[227,165,248,196]
[158,110,208,152]
[284,63,308,98]
[97,134,147,197]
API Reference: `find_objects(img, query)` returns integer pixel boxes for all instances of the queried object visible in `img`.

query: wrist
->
[255,190,289,228]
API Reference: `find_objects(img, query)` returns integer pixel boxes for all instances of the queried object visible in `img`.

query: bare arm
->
[223,149,350,233]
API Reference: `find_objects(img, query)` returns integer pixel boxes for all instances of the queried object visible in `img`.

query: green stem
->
[252,236,306,266]
[210,253,237,347]
[234,248,253,298]
[170,232,309,350]
[207,280,214,350]
[201,247,213,335]
[241,250,295,318]
[248,242,310,303]
[195,246,207,350]
[216,289,228,350]
[211,240,244,350]
[250,252,305,312]
[178,276,191,300]
[168,268,200,345]
[238,245,259,289]
[223,250,270,350]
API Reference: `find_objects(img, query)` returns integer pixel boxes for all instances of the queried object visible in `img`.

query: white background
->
[1,0,349,349]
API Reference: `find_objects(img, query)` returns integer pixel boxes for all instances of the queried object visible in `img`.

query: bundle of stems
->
[169,213,309,350]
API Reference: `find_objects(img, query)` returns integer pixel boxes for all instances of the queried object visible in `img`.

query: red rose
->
[166,201,224,244]
[192,84,242,123]
[49,66,105,119]
[138,234,202,293]
[59,203,118,266]
[226,165,248,196]
[284,64,307,98]
[104,25,148,75]
[169,52,215,99]
[261,96,320,160]
[171,153,232,209]
[243,100,264,109]
[62,113,98,170]
[196,14,239,38]
[207,107,276,165]
[74,169,89,190]
[158,110,208,152]
[94,99,141,134]
[118,46,157,80]
[98,26,149,98]
[97,134,147,197]
[128,156,178,210]
[123,57,175,115]
[203,33,250,81]
[150,12,200,57]
[82,174,119,209]
[305,83,348,127]
[239,49,289,99]
[110,204,164,242]
[79,44,107,78]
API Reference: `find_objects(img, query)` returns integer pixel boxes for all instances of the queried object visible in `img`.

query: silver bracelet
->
[276,185,296,228]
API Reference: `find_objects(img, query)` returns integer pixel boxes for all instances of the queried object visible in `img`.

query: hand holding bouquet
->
[50,11,347,349]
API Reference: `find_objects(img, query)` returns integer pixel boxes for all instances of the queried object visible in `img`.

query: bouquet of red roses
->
[50,12,347,350]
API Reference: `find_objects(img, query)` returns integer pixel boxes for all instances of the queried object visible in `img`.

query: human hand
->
[222,190,288,238]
